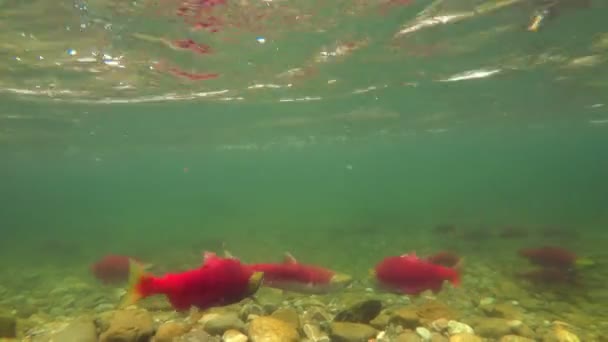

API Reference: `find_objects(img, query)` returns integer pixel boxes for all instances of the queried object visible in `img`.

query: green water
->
[1,0,608,339]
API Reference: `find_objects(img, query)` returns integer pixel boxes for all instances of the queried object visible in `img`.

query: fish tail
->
[451,271,461,287]
[119,259,153,308]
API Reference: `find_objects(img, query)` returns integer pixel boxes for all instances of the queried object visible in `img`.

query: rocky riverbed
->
[0,256,606,342]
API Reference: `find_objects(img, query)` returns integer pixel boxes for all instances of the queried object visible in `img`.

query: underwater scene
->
[1,0,608,341]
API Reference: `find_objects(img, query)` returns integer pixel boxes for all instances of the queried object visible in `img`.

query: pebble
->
[50,317,96,342]
[248,316,299,342]
[416,327,432,341]
[155,321,188,342]
[200,312,245,335]
[223,329,248,342]
[334,299,382,324]
[449,333,483,342]
[447,320,474,335]
[302,323,330,342]
[390,308,420,328]
[330,322,378,342]
[499,335,535,342]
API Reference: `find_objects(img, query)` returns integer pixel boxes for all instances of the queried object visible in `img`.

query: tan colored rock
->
[500,335,535,342]
[542,326,581,342]
[155,321,187,342]
[390,308,420,328]
[329,322,377,342]
[395,330,423,342]
[449,333,483,342]
[99,309,154,342]
[248,316,299,342]
[369,311,391,330]
[51,317,97,342]
[223,329,248,342]
[200,312,245,335]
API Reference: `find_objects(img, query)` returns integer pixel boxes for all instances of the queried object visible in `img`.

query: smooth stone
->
[248,316,299,342]
[99,309,154,342]
[542,326,581,342]
[222,329,248,342]
[176,327,220,342]
[500,335,536,342]
[447,320,474,335]
[330,322,377,342]
[390,308,420,329]
[270,307,300,328]
[370,312,391,330]
[155,321,188,342]
[334,299,382,324]
[471,318,513,338]
[431,318,449,333]
[200,312,245,335]
[302,323,330,342]
[449,333,483,342]
[416,327,432,341]
[431,332,449,342]
[51,317,97,342]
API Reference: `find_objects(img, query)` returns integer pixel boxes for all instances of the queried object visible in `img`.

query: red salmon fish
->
[121,252,263,311]
[518,246,577,269]
[91,254,148,285]
[373,252,460,295]
[248,253,352,294]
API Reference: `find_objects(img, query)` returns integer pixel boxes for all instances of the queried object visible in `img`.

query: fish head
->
[247,271,265,296]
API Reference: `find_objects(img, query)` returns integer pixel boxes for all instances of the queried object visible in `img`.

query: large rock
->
[0,313,16,338]
[334,299,382,323]
[330,322,378,342]
[248,316,299,342]
[51,317,97,342]
[99,309,154,342]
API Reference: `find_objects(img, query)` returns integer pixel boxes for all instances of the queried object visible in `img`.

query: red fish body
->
[518,246,577,269]
[122,252,263,311]
[374,253,460,295]
[248,253,352,294]
[91,255,143,285]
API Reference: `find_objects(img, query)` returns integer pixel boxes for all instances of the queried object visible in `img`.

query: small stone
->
[248,316,299,342]
[390,308,420,329]
[271,307,300,328]
[471,318,512,338]
[176,326,220,341]
[99,309,154,342]
[416,327,432,341]
[447,320,474,335]
[330,322,378,342]
[223,329,248,342]
[431,318,449,333]
[542,326,581,342]
[334,299,382,324]
[239,302,265,321]
[302,323,330,342]
[0,313,17,338]
[431,332,449,342]
[301,307,332,325]
[449,333,483,342]
[479,298,495,306]
[500,335,535,342]
[200,312,245,335]
[482,303,522,319]
[370,312,391,330]
[155,321,188,342]
[395,331,423,342]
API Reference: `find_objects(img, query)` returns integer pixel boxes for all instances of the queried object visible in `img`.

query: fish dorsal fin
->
[223,249,236,259]
[202,251,218,264]
[283,252,298,264]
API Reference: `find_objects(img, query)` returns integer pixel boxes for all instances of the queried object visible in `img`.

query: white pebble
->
[416,327,432,341]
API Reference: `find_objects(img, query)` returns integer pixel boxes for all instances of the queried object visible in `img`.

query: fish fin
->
[247,271,265,296]
[202,251,218,264]
[119,259,148,308]
[527,15,543,32]
[283,252,297,264]
[223,249,236,259]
